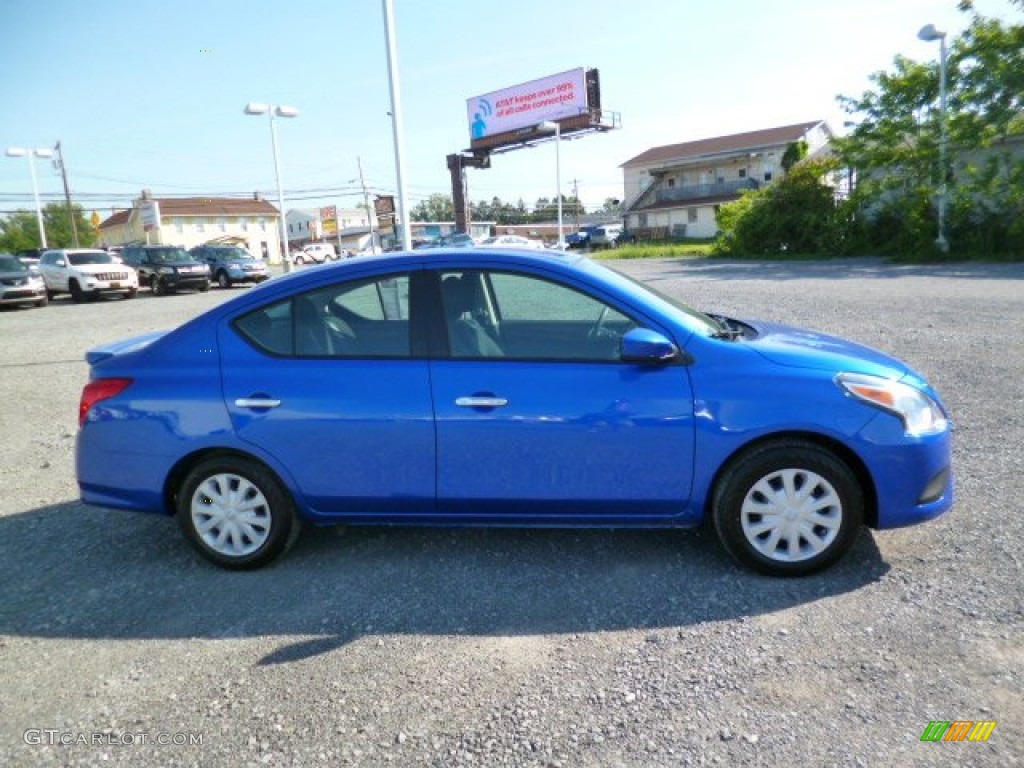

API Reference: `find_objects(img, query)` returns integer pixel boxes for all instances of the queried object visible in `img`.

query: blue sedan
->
[76,250,953,575]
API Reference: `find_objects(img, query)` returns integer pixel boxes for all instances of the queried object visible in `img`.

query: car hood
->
[71,263,131,273]
[0,269,36,280]
[745,320,910,379]
[85,331,168,365]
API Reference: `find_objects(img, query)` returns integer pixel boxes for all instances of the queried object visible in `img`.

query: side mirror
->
[621,328,678,364]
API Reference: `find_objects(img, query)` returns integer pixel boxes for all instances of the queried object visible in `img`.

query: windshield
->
[586,259,721,336]
[0,255,29,272]
[68,252,115,266]
[151,248,192,262]
[214,248,253,261]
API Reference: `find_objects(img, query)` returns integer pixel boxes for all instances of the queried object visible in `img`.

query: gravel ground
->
[0,257,1021,767]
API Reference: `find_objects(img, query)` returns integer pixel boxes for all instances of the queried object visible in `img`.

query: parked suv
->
[38,248,138,302]
[189,244,269,289]
[122,245,210,295]
[589,224,623,249]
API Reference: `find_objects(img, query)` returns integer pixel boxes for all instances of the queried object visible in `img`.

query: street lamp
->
[918,23,949,252]
[244,102,299,272]
[537,121,564,249]
[6,146,55,248]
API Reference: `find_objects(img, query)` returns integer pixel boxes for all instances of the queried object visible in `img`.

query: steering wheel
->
[325,315,356,354]
[587,306,611,340]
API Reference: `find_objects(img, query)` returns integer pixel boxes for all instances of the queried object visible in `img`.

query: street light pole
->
[244,102,298,272]
[381,0,412,251]
[918,23,949,253]
[6,146,55,248]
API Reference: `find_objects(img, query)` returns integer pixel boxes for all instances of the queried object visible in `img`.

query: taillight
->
[79,378,133,427]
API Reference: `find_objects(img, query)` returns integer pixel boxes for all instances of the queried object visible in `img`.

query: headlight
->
[837,372,948,436]
[157,266,175,275]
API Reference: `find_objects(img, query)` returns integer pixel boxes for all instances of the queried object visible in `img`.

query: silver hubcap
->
[740,468,842,563]
[191,473,272,557]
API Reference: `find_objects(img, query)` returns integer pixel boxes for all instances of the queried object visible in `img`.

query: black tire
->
[125,287,138,299]
[217,271,231,289]
[177,455,300,570]
[711,440,864,577]
[198,281,210,293]
[150,275,166,296]
[69,280,86,303]
[35,295,48,307]
[46,289,56,300]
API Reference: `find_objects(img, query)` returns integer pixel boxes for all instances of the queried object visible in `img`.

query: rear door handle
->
[455,396,508,408]
[235,397,281,409]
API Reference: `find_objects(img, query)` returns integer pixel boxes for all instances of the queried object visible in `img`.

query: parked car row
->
[1,243,272,309]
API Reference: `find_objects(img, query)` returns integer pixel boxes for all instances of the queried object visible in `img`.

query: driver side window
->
[440,270,637,361]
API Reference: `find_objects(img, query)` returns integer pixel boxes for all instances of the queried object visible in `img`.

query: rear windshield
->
[68,252,116,266]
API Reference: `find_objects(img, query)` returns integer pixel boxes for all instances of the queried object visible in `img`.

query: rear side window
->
[234,274,411,358]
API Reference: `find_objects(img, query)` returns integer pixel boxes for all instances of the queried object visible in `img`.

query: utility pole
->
[54,141,80,247]
[357,156,377,254]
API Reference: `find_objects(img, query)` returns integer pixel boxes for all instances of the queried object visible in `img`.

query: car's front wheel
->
[69,280,86,303]
[217,271,231,289]
[712,440,864,576]
[150,275,166,296]
[177,455,300,569]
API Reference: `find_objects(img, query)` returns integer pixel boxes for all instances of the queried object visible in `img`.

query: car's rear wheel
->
[150,275,166,296]
[199,281,210,293]
[69,280,86,303]
[35,296,48,307]
[46,289,56,300]
[712,440,864,576]
[217,271,231,289]
[125,287,137,299]
[177,455,300,569]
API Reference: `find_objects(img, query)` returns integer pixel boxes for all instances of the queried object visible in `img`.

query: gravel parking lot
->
[1,257,1021,767]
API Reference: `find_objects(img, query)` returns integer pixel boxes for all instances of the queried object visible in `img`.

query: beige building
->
[98,192,286,262]
[622,120,833,239]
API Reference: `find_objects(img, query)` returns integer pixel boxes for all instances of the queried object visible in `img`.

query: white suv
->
[39,248,138,302]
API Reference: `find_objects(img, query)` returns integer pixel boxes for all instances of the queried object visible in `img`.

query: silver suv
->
[38,248,138,302]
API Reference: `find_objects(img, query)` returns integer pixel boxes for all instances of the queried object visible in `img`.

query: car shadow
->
[0,502,889,665]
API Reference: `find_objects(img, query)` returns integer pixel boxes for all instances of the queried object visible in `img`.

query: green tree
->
[0,202,96,251]
[714,159,844,257]
[781,140,808,172]
[410,193,455,222]
[835,8,1024,257]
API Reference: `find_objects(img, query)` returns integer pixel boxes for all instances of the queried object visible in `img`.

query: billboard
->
[467,68,587,143]
[140,201,161,232]
[320,205,337,236]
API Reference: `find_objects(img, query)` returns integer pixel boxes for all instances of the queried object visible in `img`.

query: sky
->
[0,0,1020,223]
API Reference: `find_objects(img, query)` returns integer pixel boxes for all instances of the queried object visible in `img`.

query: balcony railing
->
[654,178,760,204]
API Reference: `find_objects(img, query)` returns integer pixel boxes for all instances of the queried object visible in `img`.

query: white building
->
[98,192,287,262]
[621,121,833,239]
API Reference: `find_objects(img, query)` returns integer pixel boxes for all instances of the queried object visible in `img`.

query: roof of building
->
[98,209,132,229]
[99,196,280,230]
[621,120,826,168]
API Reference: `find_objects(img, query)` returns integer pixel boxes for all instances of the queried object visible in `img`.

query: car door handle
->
[235,397,281,409]
[455,396,508,408]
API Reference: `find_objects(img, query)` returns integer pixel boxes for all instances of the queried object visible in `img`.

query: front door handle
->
[455,396,508,408]
[235,397,282,409]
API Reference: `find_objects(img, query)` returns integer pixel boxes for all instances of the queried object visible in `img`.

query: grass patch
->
[592,240,716,259]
